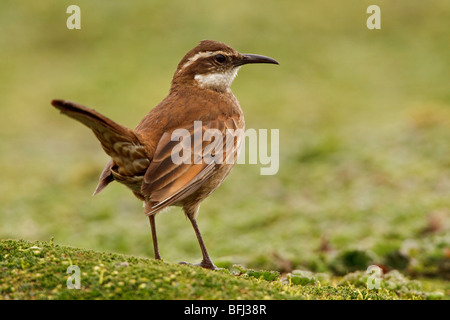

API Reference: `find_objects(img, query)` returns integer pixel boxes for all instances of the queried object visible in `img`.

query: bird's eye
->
[215,54,226,63]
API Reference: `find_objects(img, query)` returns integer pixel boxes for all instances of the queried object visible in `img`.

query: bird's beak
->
[235,54,279,67]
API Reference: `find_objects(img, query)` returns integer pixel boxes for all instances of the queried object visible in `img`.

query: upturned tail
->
[51,99,150,193]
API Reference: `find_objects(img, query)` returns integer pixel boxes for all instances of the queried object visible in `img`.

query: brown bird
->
[51,40,278,269]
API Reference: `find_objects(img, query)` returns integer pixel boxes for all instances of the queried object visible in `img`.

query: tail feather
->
[51,99,150,177]
[51,99,137,147]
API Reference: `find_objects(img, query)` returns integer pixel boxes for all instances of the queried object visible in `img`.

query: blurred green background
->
[0,0,449,278]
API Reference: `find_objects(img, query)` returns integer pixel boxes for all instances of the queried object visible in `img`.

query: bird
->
[51,40,279,270]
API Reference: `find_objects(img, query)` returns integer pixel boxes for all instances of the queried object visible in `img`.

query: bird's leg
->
[184,215,217,270]
[148,215,161,260]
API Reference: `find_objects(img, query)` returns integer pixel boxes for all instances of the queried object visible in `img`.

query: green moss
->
[1,239,445,300]
[0,239,298,299]
[330,249,379,275]
[286,270,319,286]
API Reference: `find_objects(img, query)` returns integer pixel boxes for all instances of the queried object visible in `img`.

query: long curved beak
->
[235,54,279,67]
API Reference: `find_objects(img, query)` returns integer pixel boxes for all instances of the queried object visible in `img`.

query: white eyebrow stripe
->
[178,51,214,72]
[178,50,231,72]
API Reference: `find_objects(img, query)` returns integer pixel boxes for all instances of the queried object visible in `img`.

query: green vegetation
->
[0,1,449,299]
[1,239,445,299]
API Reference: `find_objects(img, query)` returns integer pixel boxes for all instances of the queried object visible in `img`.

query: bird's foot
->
[179,260,217,270]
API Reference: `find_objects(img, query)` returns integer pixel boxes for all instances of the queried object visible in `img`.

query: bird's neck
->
[166,84,242,119]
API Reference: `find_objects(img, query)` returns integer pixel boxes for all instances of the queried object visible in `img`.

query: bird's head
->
[171,40,279,92]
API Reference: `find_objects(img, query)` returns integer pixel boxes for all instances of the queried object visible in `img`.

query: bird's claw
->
[179,260,217,270]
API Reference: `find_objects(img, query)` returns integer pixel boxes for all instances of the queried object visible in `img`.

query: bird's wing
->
[142,117,241,215]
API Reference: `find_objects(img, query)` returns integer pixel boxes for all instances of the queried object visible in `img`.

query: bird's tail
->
[51,99,149,177]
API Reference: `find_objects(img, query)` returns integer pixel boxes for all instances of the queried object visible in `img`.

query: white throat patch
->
[194,67,241,91]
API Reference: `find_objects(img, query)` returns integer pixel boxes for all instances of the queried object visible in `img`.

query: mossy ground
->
[1,239,447,300]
